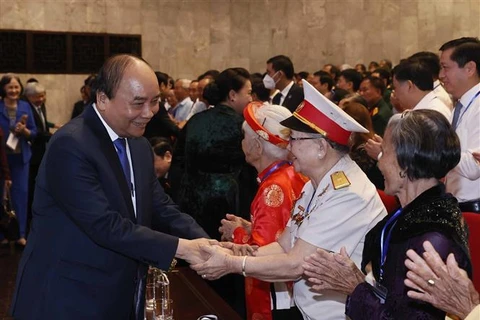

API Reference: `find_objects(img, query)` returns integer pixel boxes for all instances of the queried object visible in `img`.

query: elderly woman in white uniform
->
[192,80,387,320]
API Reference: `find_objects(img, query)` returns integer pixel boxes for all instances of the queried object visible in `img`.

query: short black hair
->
[392,59,434,91]
[439,37,480,51]
[313,70,334,91]
[388,109,460,180]
[26,78,38,83]
[152,137,173,157]
[363,76,386,95]
[267,55,295,79]
[250,76,270,102]
[372,68,392,85]
[340,69,363,91]
[408,51,440,78]
[0,74,23,98]
[297,71,309,79]
[324,64,340,82]
[84,74,97,86]
[450,42,480,76]
[198,69,220,81]
[313,70,330,78]
[155,71,169,87]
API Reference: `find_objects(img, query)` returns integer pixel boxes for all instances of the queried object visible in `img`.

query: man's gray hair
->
[24,82,46,96]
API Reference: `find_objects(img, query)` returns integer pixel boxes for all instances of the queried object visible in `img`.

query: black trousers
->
[272,306,303,320]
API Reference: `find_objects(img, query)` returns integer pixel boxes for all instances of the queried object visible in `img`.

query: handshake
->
[176,238,258,280]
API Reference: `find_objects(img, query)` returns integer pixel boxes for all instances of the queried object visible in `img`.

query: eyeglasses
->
[289,136,320,141]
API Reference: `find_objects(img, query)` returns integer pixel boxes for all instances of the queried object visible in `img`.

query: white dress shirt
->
[172,97,193,122]
[186,99,210,121]
[93,103,137,215]
[445,82,480,202]
[278,81,294,106]
[413,91,452,120]
[433,80,453,110]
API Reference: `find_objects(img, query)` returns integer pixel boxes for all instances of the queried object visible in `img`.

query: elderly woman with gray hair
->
[303,109,472,319]
[219,102,307,320]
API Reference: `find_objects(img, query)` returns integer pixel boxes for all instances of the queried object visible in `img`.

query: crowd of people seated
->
[2,36,480,320]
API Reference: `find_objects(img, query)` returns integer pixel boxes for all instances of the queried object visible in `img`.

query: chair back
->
[462,212,480,292]
[377,189,400,214]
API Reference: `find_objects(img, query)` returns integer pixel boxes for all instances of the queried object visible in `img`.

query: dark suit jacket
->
[143,101,179,142]
[71,100,87,119]
[281,83,304,113]
[28,102,52,166]
[10,105,208,320]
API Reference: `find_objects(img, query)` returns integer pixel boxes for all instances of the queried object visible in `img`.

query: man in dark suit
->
[10,55,212,320]
[23,82,54,229]
[71,74,96,119]
[263,55,304,112]
[143,71,179,143]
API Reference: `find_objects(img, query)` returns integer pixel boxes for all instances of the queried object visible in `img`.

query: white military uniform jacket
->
[287,156,387,320]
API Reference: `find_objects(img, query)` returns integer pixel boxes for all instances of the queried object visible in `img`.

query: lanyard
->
[456,90,480,127]
[257,161,289,184]
[379,208,402,281]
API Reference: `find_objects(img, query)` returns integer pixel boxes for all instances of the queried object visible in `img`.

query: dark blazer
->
[281,83,304,113]
[71,100,87,119]
[0,99,37,164]
[28,101,51,166]
[10,105,208,320]
[0,127,11,180]
[143,101,179,142]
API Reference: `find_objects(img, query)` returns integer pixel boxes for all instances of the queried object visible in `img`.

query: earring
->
[399,171,406,178]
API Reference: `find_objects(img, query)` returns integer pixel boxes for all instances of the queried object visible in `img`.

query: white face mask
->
[263,71,279,89]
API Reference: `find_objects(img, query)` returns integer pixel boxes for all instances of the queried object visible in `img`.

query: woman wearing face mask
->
[168,68,257,316]
[0,74,37,247]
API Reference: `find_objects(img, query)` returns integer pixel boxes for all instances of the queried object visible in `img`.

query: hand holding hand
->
[404,241,479,319]
[176,238,219,265]
[303,246,364,295]
[219,214,251,241]
[191,245,237,280]
[365,135,383,160]
[219,242,258,256]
